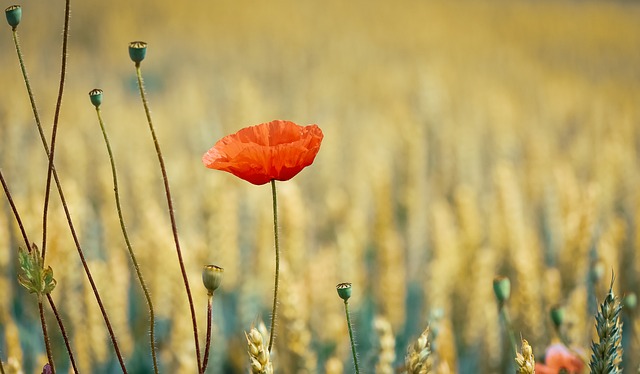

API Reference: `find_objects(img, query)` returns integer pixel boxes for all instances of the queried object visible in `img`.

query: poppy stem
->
[38,300,55,374]
[343,300,360,374]
[268,179,280,353]
[0,355,4,374]
[498,304,517,360]
[202,294,213,373]
[0,171,79,371]
[93,105,159,374]
[9,9,127,372]
[40,0,71,263]
[134,64,202,373]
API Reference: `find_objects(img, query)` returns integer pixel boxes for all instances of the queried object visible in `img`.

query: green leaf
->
[16,245,57,298]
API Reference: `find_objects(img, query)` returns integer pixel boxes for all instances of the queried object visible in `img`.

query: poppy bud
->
[624,292,637,310]
[492,276,511,304]
[5,5,21,29]
[550,305,565,328]
[589,258,605,284]
[202,264,223,295]
[128,41,147,64]
[336,282,352,301]
[88,88,103,108]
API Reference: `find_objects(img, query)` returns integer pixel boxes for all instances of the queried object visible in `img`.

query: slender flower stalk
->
[493,276,517,358]
[45,294,77,373]
[268,179,280,353]
[90,89,158,374]
[8,10,127,372]
[202,265,223,373]
[202,295,214,373]
[41,0,70,262]
[131,41,201,372]
[0,170,78,372]
[38,301,55,374]
[336,283,360,374]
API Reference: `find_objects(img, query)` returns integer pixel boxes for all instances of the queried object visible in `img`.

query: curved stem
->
[38,301,55,374]
[134,64,201,372]
[10,32,128,374]
[268,179,280,353]
[0,170,78,371]
[41,0,71,262]
[94,107,158,373]
[202,294,213,373]
[343,300,360,374]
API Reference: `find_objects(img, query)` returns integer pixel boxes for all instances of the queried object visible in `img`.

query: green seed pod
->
[202,264,223,295]
[624,292,637,310]
[128,41,147,64]
[550,305,565,328]
[336,282,352,301]
[492,276,511,304]
[590,258,605,284]
[88,88,103,108]
[5,5,21,29]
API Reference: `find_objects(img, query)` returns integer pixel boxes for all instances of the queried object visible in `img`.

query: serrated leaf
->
[16,244,57,298]
[43,266,57,294]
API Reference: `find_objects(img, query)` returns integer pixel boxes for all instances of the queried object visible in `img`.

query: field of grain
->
[0,0,640,373]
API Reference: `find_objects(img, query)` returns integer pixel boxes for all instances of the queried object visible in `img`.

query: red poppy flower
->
[535,343,584,374]
[202,120,323,185]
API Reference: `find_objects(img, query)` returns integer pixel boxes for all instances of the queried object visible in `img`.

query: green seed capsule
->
[88,88,103,108]
[5,5,21,29]
[492,276,511,304]
[128,41,147,64]
[202,265,224,295]
[336,282,352,301]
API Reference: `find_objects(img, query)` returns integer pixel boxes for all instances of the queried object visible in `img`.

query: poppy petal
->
[203,120,323,185]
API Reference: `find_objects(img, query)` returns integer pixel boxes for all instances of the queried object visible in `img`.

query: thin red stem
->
[38,301,56,374]
[41,0,71,261]
[0,170,78,372]
[202,294,213,373]
[134,64,201,372]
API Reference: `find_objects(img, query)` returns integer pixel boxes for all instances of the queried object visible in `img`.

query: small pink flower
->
[535,343,583,374]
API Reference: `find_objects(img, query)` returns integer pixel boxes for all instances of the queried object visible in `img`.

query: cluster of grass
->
[0,0,639,373]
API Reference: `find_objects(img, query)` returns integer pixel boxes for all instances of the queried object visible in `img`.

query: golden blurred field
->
[1,0,640,372]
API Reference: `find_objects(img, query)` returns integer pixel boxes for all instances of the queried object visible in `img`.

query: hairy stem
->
[344,300,360,374]
[41,0,70,261]
[134,63,201,372]
[10,27,128,374]
[202,294,214,373]
[0,170,78,371]
[38,301,55,374]
[46,294,78,373]
[94,107,158,373]
[268,179,280,353]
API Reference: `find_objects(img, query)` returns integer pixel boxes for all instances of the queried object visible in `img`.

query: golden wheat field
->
[0,0,640,373]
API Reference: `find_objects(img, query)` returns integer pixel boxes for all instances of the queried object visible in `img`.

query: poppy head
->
[203,120,323,185]
[535,343,584,374]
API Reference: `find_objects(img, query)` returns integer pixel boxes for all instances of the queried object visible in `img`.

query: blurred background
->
[0,0,640,372]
